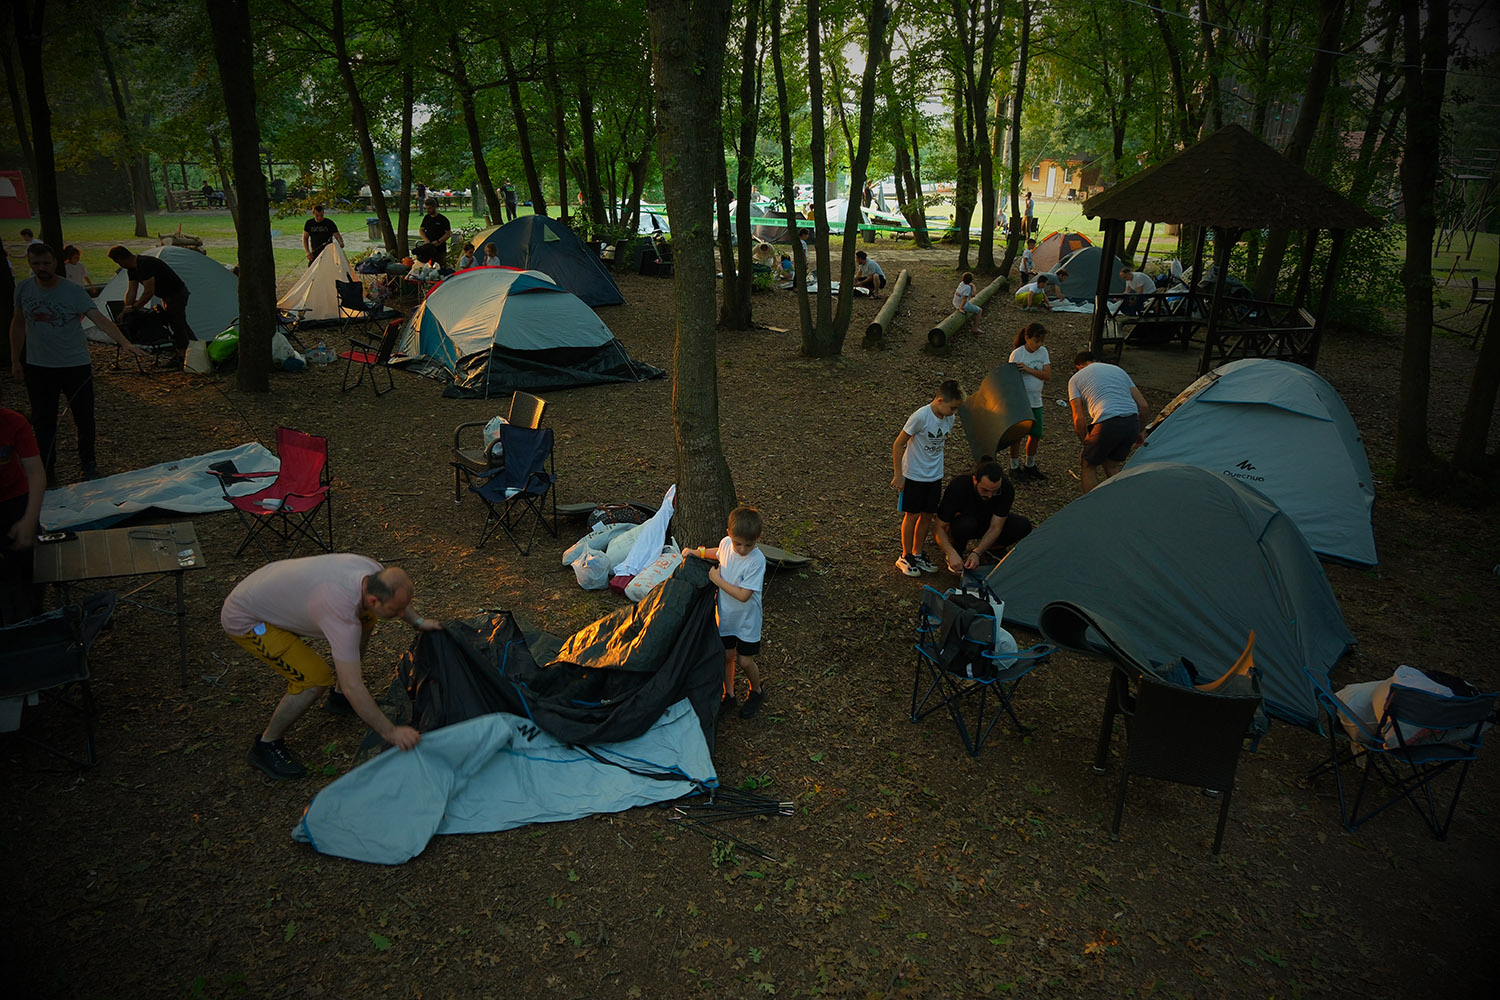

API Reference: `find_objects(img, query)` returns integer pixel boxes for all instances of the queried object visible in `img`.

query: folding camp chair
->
[465,424,557,554]
[1305,669,1497,840]
[0,591,117,767]
[207,426,334,558]
[910,583,1053,757]
[339,319,402,395]
[450,391,549,502]
[107,301,176,370]
[1092,666,1263,856]
[336,279,382,340]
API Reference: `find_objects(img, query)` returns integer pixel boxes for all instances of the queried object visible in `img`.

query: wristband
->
[413,616,424,629]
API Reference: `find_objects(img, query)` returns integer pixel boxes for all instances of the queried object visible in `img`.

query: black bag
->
[119,308,172,348]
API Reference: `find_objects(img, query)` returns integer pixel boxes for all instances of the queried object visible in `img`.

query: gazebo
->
[1081,124,1380,374]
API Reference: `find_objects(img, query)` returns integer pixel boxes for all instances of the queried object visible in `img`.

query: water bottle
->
[315,341,329,364]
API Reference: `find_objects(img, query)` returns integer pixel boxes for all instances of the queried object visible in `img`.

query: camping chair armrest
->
[206,462,276,497]
[453,421,488,450]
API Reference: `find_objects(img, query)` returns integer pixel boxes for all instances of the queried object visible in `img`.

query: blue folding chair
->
[0,591,117,767]
[911,583,1053,756]
[464,424,558,555]
[1305,669,1497,840]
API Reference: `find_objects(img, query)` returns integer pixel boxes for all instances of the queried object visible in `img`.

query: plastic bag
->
[624,546,682,602]
[271,331,303,367]
[208,327,239,362]
[483,416,507,466]
[572,549,613,590]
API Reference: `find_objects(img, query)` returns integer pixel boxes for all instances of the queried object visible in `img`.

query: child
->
[952,273,981,335]
[691,506,768,719]
[892,379,964,576]
[1008,323,1051,480]
[61,244,97,294]
[456,246,475,270]
[1013,274,1053,311]
[482,242,501,266]
[1020,237,1036,287]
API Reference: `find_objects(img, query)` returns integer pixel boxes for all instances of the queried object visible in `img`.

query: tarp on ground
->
[87,245,238,340]
[983,462,1355,728]
[463,215,624,306]
[1135,358,1377,565]
[400,266,662,398]
[292,558,726,864]
[40,442,278,531]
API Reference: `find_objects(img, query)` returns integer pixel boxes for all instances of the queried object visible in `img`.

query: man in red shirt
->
[0,402,45,622]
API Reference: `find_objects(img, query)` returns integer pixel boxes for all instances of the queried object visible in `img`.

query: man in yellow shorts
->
[221,553,443,780]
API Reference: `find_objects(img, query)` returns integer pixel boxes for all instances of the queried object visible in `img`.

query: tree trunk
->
[546,37,569,225]
[1253,0,1346,300]
[772,0,813,338]
[0,30,38,208]
[720,0,761,331]
[576,48,605,228]
[210,135,239,230]
[93,25,149,239]
[648,0,736,547]
[1393,0,1447,486]
[333,0,395,251]
[1453,251,1500,472]
[802,0,839,355]
[397,61,413,256]
[207,0,276,393]
[449,34,504,224]
[14,1,61,250]
[498,36,547,218]
[1000,0,1032,277]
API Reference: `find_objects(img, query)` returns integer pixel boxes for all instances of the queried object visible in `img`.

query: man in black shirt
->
[417,198,452,267]
[933,457,1033,574]
[302,204,344,265]
[107,245,196,363]
[502,180,518,222]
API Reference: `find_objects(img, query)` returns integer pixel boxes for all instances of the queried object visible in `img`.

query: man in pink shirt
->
[221,553,443,780]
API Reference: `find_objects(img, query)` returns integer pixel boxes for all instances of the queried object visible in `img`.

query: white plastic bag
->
[482,416,507,466]
[604,523,646,568]
[624,547,683,602]
[270,330,301,364]
[572,549,613,590]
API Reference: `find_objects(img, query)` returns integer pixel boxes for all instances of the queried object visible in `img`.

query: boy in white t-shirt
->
[891,379,964,576]
[691,506,769,719]
[1007,322,1051,479]
[952,272,981,335]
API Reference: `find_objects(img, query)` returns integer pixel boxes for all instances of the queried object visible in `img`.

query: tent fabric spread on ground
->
[86,245,239,341]
[983,461,1355,728]
[400,266,663,398]
[465,215,625,307]
[295,558,725,864]
[1135,359,1377,566]
[40,442,278,531]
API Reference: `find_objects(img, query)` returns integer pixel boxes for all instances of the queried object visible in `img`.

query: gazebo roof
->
[1082,124,1379,231]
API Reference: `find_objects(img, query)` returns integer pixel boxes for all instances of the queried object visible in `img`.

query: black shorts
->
[898,478,943,514]
[722,635,761,656]
[1081,414,1139,466]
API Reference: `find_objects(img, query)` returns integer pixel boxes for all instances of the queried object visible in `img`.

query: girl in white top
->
[952,272,980,335]
[482,242,502,266]
[1007,322,1052,479]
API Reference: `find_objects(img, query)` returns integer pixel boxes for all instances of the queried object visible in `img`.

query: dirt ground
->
[4,241,1499,999]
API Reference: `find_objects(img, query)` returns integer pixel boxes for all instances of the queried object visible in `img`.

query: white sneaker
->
[895,556,920,577]
[910,552,938,573]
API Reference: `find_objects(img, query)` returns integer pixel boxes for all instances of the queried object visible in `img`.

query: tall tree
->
[13,1,62,250]
[207,0,276,392]
[717,0,763,331]
[648,0,736,546]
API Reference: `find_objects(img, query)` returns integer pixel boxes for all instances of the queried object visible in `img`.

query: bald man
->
[222,553,443,780]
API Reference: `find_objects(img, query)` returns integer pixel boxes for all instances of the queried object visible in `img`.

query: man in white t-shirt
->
[221,553,444,780]
[1067,352,1151,493]
[891,379,964,576]
[1118,266,1157,315]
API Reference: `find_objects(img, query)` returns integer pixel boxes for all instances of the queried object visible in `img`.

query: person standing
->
[0,398,45,623]
[1024,190,1035,235]
[302,204,344,265]
[689,506,769,720]
[1008,322,1051,480]
[1067,352,1152,493]
[10,244,147,484]
[891,379,964,577]
[417,198,452,267]
[106,245,196,366]
[221,554,443,780]
[502,180,518,223]
[0,238,14,368]
[61,244,97,293]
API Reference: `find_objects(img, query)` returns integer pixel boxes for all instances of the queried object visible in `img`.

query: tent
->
[464,215,624,307]
[1031,229,1093,273]
[277,243,351,323]
[400,266,663,398]
[292,558,726,864]
[1136,359,1376,565]
[983,462,1354,728]
[1054,245,1131,300]
[88,245,238,340]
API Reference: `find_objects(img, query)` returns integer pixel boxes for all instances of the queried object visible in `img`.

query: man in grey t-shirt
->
[10,243,146,483]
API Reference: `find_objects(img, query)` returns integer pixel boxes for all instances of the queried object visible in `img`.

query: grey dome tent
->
[1135,359,1376,566]
[983,462,1354,727]
[466,215,624,307]
[400,267,662,398]
[1055,245,1132,300]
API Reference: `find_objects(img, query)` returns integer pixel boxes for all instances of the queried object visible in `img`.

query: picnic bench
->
[166,189,209,211]
[1099,289,1206,360]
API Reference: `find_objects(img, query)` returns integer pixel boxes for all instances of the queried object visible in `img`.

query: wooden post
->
[1196,226,1240,374]
[1088,219,1124,355]
[1292,227,1319,310]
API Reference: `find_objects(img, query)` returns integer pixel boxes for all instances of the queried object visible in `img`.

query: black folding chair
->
[339,319,402,395]
[1305,670,1497,840]
[336,279,382,340]
[0,591,117,767]
[450,391,548,502]
[910,584,1053,757]
[465,424,558,555]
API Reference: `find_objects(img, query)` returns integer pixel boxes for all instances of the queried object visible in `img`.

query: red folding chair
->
[208,427,334,558]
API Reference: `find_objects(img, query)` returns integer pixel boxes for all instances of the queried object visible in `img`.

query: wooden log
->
[862,268,910,348]
[927,274,1009,350]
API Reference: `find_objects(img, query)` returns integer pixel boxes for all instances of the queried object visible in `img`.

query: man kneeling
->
[933,458,1033,574]
[222,553,443,780]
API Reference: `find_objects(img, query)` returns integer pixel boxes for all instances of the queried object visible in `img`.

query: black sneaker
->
[324,690,355,715]
[1010,465,1029,481]
[1026,465,1047,480]
[81,464,102,482]
[739,688,766,719]
[718,696,739,720]
[247,738,308,780]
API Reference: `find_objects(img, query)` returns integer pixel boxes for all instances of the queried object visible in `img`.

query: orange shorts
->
[230,611,376,694]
